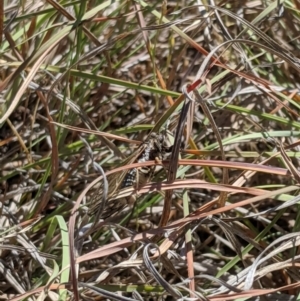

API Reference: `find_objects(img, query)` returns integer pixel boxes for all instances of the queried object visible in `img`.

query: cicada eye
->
[149,132,157,139]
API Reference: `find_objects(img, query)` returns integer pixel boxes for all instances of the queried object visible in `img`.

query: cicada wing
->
[88,143,147,218]
[88,171,127,218]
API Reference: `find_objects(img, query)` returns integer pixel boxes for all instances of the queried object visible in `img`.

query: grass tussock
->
[2,0,300,300]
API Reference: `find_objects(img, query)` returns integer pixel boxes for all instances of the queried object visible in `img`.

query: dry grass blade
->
[192,88,229,207]
[159,88,191,227]
[0,28,72,123]
[143,244,182,299]
[0,0,3,46]
[212,4,300,71]
[0,261,26,295]
[245,233,300,290]
[51,122,141,145]
[278,142,300,183]
[53,96,124,158]
[35,91,59,216]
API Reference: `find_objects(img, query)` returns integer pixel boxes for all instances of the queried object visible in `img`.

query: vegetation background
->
[1,0,300,300]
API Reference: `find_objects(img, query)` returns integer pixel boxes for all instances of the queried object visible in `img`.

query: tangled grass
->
[1,1,300,300]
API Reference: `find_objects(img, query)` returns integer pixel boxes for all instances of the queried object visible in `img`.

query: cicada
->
[88,132,173,219]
